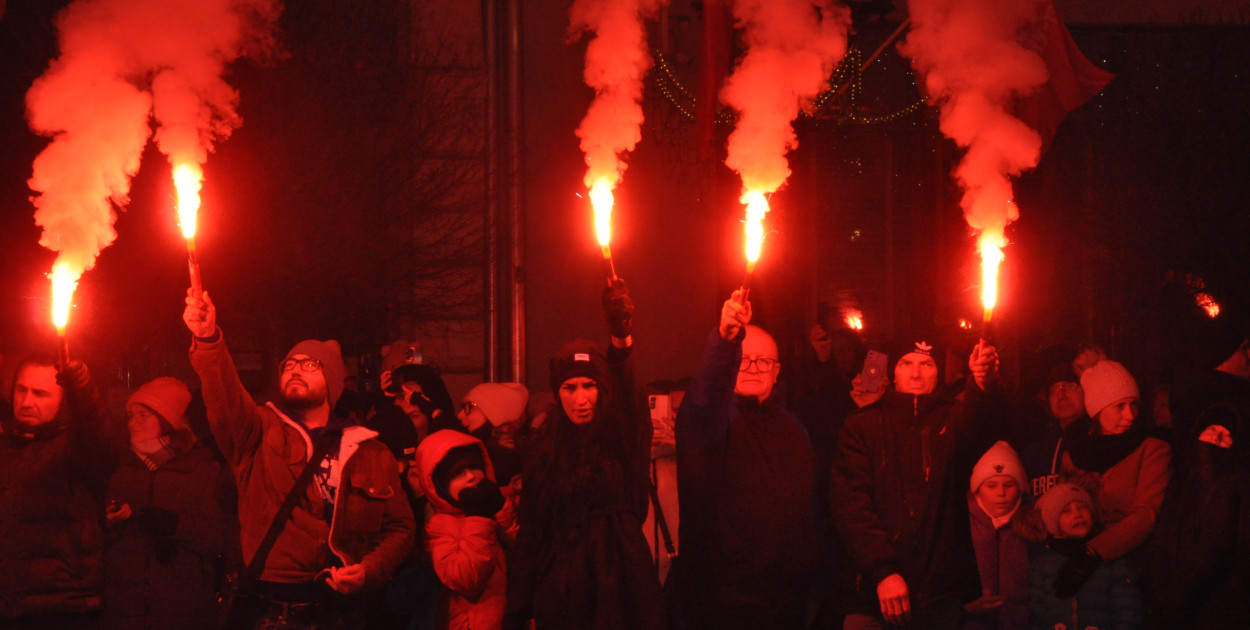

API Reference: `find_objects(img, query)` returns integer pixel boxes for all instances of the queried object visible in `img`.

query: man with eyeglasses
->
[1020,363,1087,498]
[182,289,414,629]
[673,289,819,630]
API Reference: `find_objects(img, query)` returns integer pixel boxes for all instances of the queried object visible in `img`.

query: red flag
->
[696,0,732,161]
[1014,2,1114,153]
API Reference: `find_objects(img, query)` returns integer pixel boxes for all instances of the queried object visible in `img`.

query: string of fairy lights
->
[651,47,928,127]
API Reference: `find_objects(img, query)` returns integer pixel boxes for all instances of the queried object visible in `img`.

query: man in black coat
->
[674,289,819,630]
[831,333,1004,629]
[0,354,110,629]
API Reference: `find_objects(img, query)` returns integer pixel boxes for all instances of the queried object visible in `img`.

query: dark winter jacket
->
[506,343,664,629]
[0,383,112,619]
[831,382,1006,614]
[103,444,237,630]
[1029,543,1142,630]
[674,328,819,613]
[966,495,1031,630]
[1145,368,1250,629]
[190,333,414,591]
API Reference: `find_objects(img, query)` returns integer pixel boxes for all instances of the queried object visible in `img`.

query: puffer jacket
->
[1029,544,1142,630]
[414,430,518,630]
[0,399,111,619]
[831,383,1006,613]
[103,444,237,630]
[190,333,414,591]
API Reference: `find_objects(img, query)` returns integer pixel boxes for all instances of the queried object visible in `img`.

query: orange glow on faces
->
[743,190,769,263]
[50,263,79,333]
[174,163,202,240]
[979,235,1006,322]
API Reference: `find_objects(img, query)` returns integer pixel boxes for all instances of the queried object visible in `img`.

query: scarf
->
[1063,416,1147,473]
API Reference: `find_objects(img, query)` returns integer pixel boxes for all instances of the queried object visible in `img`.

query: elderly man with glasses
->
[182,289,413,629]
[672,289,820,630]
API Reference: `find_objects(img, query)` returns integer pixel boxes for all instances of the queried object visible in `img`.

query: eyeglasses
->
[740,356,778,372]
[461,401,478,414]
[280,358,323,373]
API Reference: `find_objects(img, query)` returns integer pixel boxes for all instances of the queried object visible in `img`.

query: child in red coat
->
[415,429,518,630]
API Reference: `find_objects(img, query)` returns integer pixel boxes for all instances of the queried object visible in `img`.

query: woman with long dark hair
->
[505,280,665,629]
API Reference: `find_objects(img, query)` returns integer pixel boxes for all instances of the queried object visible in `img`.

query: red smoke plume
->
[570,0,668,195]
[720,0,849,196]
[26,0,280,291]
[899,0,1049,250]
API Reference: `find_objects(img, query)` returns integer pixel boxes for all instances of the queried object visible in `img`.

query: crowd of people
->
[1,279,1247,630]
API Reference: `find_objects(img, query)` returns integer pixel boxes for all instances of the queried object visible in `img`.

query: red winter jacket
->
[415,430,518,630]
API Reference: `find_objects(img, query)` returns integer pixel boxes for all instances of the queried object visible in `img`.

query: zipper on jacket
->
[921,426,931,482]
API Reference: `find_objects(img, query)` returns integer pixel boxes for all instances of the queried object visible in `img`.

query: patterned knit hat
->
[1080,360,1139,419]
[970,440,1028,494]
[1035,483,1095,537]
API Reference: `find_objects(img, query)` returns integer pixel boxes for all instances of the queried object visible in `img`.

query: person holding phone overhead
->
[831,332,1008,629]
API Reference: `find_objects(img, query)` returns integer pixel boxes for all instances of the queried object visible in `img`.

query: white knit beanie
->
[1080,360,1139,419]
[970,440,1028,494]
[465,382,529,428]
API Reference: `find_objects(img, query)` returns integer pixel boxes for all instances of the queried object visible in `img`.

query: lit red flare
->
[1195,292,1220,318]
[50,263,78,368]
[737,190,769,304]
[587,177,618,283]
[978,234,1005,324]
[174,163,202,240]
[844,309,864,331]
[173,163,204,291]
[50,263,78,334]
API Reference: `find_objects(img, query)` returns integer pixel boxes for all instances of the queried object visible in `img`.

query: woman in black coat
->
[505,281,665,630]
[103,377,237,630]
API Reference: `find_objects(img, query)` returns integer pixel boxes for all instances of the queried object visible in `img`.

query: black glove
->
[1053,547,1100,598]
[56,360,102,421]
[457,479,505,518]
[602,278,634,340]
[135,506,180,538]
[408,390,441,419]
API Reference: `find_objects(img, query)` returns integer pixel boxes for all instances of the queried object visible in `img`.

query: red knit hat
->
[128,377,192,433]
[286,339,347,407]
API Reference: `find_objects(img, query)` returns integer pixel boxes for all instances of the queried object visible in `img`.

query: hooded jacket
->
[1145,367,1250,628]
[414,430,518,630]
[830,381,1006,614]
[190,333,414,591]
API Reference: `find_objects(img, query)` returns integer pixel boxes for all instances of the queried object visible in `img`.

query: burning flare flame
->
[844,309,864,331]
[174,163,202,240]
[590,177,614,249]
[979,233,1006,322]
[50,263,79,333]
[743,190,769,264]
